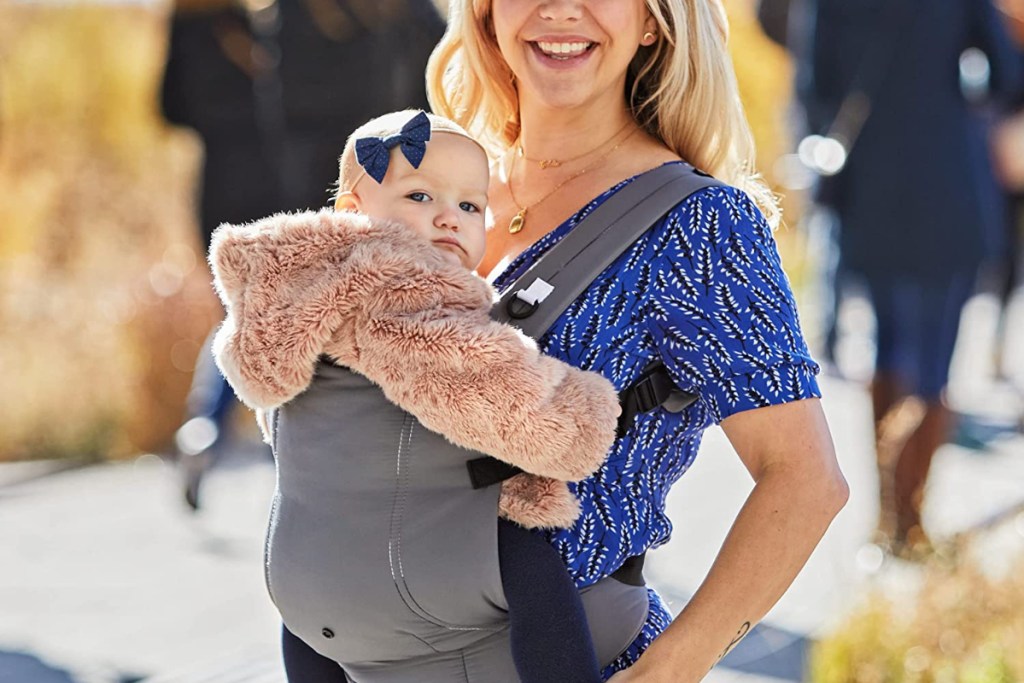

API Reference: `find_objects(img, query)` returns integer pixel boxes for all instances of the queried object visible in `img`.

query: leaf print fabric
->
[490,163,821,678]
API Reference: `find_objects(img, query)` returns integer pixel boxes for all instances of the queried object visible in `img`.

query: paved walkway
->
[2,294,1022,683]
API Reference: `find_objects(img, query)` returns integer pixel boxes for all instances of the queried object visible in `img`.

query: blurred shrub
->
[722,0,795,187]
[810,553,1024,683]
[0,4,218,461]
[721,0,810,288]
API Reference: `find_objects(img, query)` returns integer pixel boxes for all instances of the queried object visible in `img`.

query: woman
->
[427,0,849,678]
[805,0,1022,554]
[280,0,848,679]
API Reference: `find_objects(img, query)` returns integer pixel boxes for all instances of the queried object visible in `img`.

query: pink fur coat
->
[209,209,620,529]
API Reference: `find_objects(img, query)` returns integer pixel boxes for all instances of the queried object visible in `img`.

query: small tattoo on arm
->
[717,622,752,662]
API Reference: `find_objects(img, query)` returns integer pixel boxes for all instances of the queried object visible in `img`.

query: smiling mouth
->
[531,41,596,61]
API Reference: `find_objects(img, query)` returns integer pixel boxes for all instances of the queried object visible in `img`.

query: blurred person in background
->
[801,0,1024,555]
[160,0,282,510]
[250,0,445,212]
[991,0,1024,395]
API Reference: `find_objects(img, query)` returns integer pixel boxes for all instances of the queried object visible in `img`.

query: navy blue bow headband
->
[354,111,432,184]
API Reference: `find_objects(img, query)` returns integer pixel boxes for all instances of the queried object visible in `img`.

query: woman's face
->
[490,0,656,112]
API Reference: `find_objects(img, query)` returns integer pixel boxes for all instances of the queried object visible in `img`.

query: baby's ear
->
[334,191,361,213]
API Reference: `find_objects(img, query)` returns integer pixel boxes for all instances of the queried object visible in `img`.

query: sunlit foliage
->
[811,552,1024,683]
[0,3,218,460]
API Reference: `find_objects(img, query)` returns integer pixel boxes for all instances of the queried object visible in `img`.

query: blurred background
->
[0,0,1023,681]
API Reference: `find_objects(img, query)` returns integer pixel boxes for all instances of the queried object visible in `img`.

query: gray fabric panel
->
[580,578,650,667]
[342,576,650,682]
[267,362,508,665]
[344,628,519,683]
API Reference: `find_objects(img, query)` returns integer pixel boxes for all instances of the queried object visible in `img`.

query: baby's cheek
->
[432,244,465,269]
[465,225,488,266]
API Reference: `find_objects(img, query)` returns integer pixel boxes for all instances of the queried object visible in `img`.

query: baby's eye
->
[460,202,481,213]
[407,192,431,202]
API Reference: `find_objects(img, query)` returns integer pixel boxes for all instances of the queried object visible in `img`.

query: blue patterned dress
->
[490,163,822,678]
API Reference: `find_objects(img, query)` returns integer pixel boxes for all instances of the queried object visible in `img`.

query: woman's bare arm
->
[610,398,848,682]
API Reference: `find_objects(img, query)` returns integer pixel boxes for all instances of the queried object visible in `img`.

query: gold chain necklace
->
[517,120,633,170]
[506,125,640,235]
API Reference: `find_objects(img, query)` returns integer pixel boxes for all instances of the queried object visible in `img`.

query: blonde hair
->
[426,0,780,227]
[336,109,484,196]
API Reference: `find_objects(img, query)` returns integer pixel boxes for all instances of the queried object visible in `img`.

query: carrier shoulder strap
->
[467,163,723,490]
[491,162,723,336]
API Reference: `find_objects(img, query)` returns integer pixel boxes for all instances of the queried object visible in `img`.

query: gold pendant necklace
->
[507,124,640,235]
[508,208,527,235]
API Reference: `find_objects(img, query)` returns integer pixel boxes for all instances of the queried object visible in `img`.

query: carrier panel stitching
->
[387,418,413,585]
[387,418,465,629]
[389,418,498,632]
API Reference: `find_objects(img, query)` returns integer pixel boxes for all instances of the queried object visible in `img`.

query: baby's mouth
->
[433,238,465,255]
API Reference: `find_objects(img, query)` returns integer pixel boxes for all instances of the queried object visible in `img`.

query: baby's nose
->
[435,205,461,231]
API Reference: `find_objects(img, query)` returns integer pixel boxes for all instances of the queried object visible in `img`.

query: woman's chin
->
[519,59,628,113]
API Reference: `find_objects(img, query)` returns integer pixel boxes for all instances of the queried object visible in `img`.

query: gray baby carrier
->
[263,164,721,679]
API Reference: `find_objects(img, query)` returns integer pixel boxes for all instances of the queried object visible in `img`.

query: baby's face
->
[345,132,489,270]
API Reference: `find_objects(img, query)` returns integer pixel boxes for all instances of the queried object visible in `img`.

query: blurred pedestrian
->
[250,0,445,212]
[160,0,282,510]
[990,0,1024,391]
[802,0,1024,554]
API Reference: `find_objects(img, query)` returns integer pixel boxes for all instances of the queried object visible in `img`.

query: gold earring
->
[643,31,656,45]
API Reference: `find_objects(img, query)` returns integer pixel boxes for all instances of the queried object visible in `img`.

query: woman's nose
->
[539,0,583,22]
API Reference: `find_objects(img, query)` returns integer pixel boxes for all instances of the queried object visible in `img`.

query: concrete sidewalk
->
[1,371,1021,683]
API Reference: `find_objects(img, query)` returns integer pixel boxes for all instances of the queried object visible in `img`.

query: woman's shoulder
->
[650,178,773,247]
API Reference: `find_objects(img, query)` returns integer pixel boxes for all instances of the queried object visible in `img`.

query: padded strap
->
[492,163,723,339]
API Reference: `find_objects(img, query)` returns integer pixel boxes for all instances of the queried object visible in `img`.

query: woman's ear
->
[641,15,659,46]
[334,191,361,213]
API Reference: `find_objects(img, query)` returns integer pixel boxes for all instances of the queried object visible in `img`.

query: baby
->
[210,111,618,682]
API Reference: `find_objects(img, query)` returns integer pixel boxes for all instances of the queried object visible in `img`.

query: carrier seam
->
[388,418,423,621]
[388,418,501,633]
[263,409,281,607]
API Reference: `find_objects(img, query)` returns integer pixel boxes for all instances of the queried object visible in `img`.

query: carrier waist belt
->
[610,553,646,587]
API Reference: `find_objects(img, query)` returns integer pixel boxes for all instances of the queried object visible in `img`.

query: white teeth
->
[536,41,591,57]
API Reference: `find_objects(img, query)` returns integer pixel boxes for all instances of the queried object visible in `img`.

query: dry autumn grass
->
[811,549,1024,683]
[0,3,219,460]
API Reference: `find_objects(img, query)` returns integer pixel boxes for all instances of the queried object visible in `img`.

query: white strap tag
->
[515,278,555,306]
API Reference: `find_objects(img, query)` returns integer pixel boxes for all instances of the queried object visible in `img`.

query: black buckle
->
[616,361,698,438]
[634,374,661,413]
[467,457,524,489]
[506,295,539,320]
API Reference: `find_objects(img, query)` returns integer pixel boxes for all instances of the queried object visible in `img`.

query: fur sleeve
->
[209,207,618,484]
[337,304,620,482]
[208,209,478,410]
